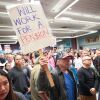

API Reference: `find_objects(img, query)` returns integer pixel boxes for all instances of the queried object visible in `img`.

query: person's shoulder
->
[8,67,14,74]
[78,67,84,73]
[31,64,41,76]
[14,91,27,100]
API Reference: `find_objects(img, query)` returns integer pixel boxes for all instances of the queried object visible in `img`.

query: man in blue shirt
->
[37,55,77,100]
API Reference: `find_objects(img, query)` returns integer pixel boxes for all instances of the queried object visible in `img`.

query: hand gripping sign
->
[8,3,56,87]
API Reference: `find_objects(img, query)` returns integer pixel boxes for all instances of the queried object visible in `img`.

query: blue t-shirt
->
[64,73,75,100]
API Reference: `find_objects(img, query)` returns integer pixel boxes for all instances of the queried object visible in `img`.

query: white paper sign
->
[8,3,56,54]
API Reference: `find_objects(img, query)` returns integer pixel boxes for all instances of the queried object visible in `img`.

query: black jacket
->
[93,56,100,73]
[37,67,77,100]
[78,67,98,96]
[9,66,30,94]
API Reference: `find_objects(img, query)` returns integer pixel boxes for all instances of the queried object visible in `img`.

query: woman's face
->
[0,75,9,100]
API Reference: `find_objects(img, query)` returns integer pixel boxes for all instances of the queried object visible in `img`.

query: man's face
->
[58,59,70,72]
[82,57,92,67]
[6,54,13,62]
[15,55,23,67]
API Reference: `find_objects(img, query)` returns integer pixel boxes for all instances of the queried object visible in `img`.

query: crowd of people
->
[0,46,100,100]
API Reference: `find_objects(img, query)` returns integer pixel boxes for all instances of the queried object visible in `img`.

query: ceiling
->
[0,0,100,44]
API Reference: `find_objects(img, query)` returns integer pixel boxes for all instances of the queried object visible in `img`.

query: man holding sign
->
[37,54,77,100]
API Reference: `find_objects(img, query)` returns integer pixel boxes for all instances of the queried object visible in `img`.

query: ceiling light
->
[30,0,40,4]
[53,18,100,25]
[64,11,100,20]
[53,31,76,34]
[52,28,96,32]
[0,12,8,15]
[22,0,30,3]
[17,0,21,1]
[55,0,79,18]
[74,30,98,38]
[0,36,17,38]
[0,26,12,28]
[51,0,69,13]
[89,30,98,33]
[0,29,14,31]
[57,40,62,42]
[0,1,13,6]
[56,36,73,38]
[58,17,72,20]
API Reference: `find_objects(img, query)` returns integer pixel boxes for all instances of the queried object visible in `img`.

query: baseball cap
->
[58,54,74,60]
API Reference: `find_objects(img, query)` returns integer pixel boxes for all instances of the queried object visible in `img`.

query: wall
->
[57,39,72,50]
[77,32,100,49]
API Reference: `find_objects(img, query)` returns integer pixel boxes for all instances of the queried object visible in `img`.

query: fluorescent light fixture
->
[0,1,14,6]
[0,36,17,39]
[0,12,8,15]
[30,0,40,4]
[23,0,30,3]
[0,29,14,31]
[74,30,98,38]
[0,26,12,28]
[58,17,72,20]
[0,39,17,41]
[57,40,62,42]
[64,11,100,20]
[52,18,100,25]
[56,36,73,38]
[52,28,96,32]
[51,0,69,12]
[17,0,21,1]
[53,31,76,34]
[89,30,98,33]
[55,0,79,18]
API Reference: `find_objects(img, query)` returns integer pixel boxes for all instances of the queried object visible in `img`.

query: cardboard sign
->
[8,3,56,54]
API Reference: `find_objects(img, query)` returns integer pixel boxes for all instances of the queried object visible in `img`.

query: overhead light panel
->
[57,17,72,20]
[51,0,69,13]
[0,29,14,31]
[64,11,100,20]
[56,36,73,38]
[57,40,62,42]
[0,12,8,15]
[0,26,12,28]
[74,30,98,38]
[52,28,96,32]
[55,0,79,18]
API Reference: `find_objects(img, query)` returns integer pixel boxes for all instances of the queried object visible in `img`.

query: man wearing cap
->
[37,55,77,100]
[78,56,98,100]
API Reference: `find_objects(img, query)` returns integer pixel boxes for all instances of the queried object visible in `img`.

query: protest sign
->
[8,3,56,54]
